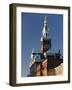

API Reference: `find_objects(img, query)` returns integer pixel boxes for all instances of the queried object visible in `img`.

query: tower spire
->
[40,16,51,53]
[44,16,47,25]
[42,16,49,39]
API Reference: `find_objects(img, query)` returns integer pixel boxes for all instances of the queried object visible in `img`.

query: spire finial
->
[44,16,47,24]
[42,16,49,38]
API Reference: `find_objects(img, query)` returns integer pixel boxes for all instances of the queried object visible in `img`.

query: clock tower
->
[40,16,51,54]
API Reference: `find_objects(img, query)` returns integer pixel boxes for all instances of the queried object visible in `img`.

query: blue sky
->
[21,13,63,77]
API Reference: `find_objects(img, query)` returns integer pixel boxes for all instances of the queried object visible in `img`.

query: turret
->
[29,48,35,67]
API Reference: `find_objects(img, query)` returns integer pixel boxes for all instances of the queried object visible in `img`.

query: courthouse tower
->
[28,16,63,77]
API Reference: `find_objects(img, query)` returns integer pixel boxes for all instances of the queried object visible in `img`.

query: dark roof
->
[47,58,63,69]
[30,52,63,68]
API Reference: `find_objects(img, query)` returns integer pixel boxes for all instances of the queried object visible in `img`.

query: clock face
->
[43,39,51,52]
